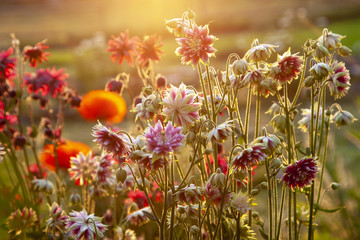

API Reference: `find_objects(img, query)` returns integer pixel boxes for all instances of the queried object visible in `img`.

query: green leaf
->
[317,206,344,213]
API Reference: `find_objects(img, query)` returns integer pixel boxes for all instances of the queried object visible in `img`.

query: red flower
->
[78,90,127,123]
[282,157,318,189]
[232,144,267,171]
[24,67,68,97]
[126,190,149,208]
[137,34,163,64]
[40,140,91,170]
[0,47,16,81]
[272,49,303,84]
[206,154,228,174]
[107,31,137,66]
[24,41,50,67]
[176,25,216,65]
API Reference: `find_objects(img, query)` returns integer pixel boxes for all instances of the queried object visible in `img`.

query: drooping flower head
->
[207,120,234,143]
[332,110,357,128]
[125,207,151,226]
[174,184,203,204]
[252,134,282,155]
[297,105,326,133]
[176,25,217,65]
[24,41,50,67]
[144,121,184,158]
[317,29,345,51]
[92,122,132,160]
[0,47,16,81]
[0,144,5,162]
[107,31,137,66]
[96,154,116,186]
[78,90,127,123]
[132,94,160,121]
[203,180,231,207]
[46,203,68,236]
[245,39,277,62]
[32,179,54,196]
[282,157,318,189]
[69,152,98,185]
[137,34,164,64]
[328,61,351,99]
[66,209,107,240]
[40,140,91,170]
[271,49,303,84]
[232,144,267,171]
[162,83,201,127]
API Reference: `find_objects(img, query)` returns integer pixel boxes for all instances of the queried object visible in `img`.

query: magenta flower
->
[69,152,98,185]
[328,61,351,99]
[0,47,16,81]
[174,184,203,204]
[107,31,137,66]
[176,25,216,65]
[125,207,151,226]
[272,49,303,84]
[24,41,50,67]
[282,157,318,189]
[96,154,116,186]
[232,144,267,171]
[46,203,68,235]
[203,181,231,207]
[144,121,184,158]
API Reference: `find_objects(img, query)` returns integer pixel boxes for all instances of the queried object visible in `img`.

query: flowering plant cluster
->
[0,9,357,240]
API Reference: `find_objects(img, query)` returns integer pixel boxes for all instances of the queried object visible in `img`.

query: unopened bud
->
[232,59,249,75]
[259,182,268,190]
[338,46,352,57]
[69,192,81,206]
[204,148,213,155]
[313,43,329,60]
[331,182,340,190]
[116,168,127,183]
[190,225,200,235]
[304,76,315,88]
[251,188,261,196]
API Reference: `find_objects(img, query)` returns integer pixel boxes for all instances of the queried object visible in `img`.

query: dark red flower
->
[272,49,303,84]
[232,144,267,171]
[24,41,50,67]
[0,47,16,81]
[126,190,149,208]
[282,157,318,189]
[107,31,137,66]
[206,154,228,174]
[137,34,163,64]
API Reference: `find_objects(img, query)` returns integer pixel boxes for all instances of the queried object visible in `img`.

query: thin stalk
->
[290,53,308,110]
[160,165,168,240]
[197,63,211,119]
[169,159,176,240]
[294,192,298,240]
[255,87,261,138]
[265,158,273,240]
[244,86,252,227]
[236,215,241,240]
[273,177,278,238]
[276,184,286,240]
[288,189,292,240]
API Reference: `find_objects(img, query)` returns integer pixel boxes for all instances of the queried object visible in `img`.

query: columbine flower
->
[256,78,281,97]
[107,31,137,66]
[66,209,107,240]
[125,207,151,226]
[207,120,234,143]
[232,58,249,75]
[132,94,160,121]
[174,184,203,204]
[162,83,201,127]
[328,61,351,99]
[24,67,68,97]
[230,192,251,215]
[297,106,325,133]
[245,39,277,62]
[46,203,68,235]
[137,34,164,64]
[310,62,331,80]
[271,49,303,84]
[69,152,98,185]
[317,29,345,51]
[269,114,287,134]
[243,68,265,85]
[7,208,37,238]
[92,122,132,160]
[24,41,50,67]
[78,90,127,123]
[144,121,184,158]
[252,134,281,155]
[203,180,231,207]
[332,110,357,128]
[32,179,54,196]
[0,144,5,162]
[232,144,267,171]
[0,47,16,81]
[96,154,116,186]
[175,25,216,65]
[282,157,318,189]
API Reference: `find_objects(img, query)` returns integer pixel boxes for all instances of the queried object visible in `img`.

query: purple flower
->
[232,144,267,171]
[282,157,318,189]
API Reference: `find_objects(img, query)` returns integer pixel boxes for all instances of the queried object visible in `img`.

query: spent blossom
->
[230,192,251,215]
[282,157,318,189]
[332,110,357,128]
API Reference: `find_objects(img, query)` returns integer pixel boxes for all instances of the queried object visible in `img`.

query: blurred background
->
[1,0,360,239]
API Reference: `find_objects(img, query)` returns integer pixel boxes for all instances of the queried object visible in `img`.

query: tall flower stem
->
[169,159,176,240]
[160,164,168,240]
[276,184,286,240]
[197,63,211,120]
[265,158,273,240]
[255,86,261,138]
[244,86,252,227]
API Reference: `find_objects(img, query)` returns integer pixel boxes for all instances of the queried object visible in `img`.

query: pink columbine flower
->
[328,61,351,99]
[174,184,203,204]
[203,181,231,207]
[125,207,151,226]
[271,49,303,84]
[92,122,132,160]
[245,39,277,62]
[207,120,234,143]
[107,31,137,66]
[144,121,184,158]
[0,47,16,81]
[243,68,265,85]
[175,25,216,65]
[230,192,251,215]
[46,203,68,235]
[69,152,98,185]
[137,34,164,64]
[282,157,318,189]
[162,83,201,127]
[24,41,50,67]
[252,134,282,155]
[96,154,116,186]
[66,209,107,240]
[297,106,326,133]
[232,144,267,171]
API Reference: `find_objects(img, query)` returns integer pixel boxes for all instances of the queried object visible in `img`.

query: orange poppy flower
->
[40,140,91,170]
[78,90,127,123]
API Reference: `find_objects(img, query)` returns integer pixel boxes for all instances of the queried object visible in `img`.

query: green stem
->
[255,86,261,138]
[290,53,308,110]
[265,158,273,240]
[288,189,292,240]
[276,184,286,240]
[294,191,298,240]
[197,63,211,119]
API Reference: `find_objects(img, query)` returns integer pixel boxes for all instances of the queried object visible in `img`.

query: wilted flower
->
[282,157,318,189]
[266,102,282,116]
[107,31,137,66]
[271,49,303,84]
[176,25,216,65]
[162,83,201,126]
[92,122,132,160]
[0,47,16,81]
[145,121,184,158]
[132,94,160,121]
[125,207,151,226]
[78,90,127,123]
[137,34,164,64]
[24,41,50,67]
[69,152,98,185]
[207,120,234,143]
[66,209,107,240]
[46,203,68,235]
[317,29,345,51]
[7,208,37,237]
[245,39,277,62]
[32,179,54,196]
[328,61,351,99]
[269,114,287,134]
[332,110,357,128]
[232,144,267,171]
[230,192,251,215]
[174,184,203,204]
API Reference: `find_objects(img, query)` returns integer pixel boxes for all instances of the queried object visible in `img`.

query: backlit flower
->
[145,121,184,158]
[317,29,345,51]
[24,41,50,67]
[245,39,277,62]
[252,134,281,155]
[69,152,98,185]
[32,179,54,196]
[207,120,234,143]
[0,47,16,81]
[203,180,231,207]
[310,62,330,80]
[230,192,251,215]
[282,157,318,189]
[125,207,151,226]
[107,31,137,66]
[174,184,203,204]
[328,61,350,99]
[332,110,357,128]
[132,94,160,121]
[96,154,116,186]
[243,68,265,85]
[137,34,163,64]
[40,140,91,170]
[232,144,267,171]
[176,25,216,65]
[92,122,132,159]
[66,209,107,240]
[46,203,68,235]
[162,83,201,126]
[297,106,325,133]
[271,49,303,84]
[7,208,37,238]
[78,90,127,123]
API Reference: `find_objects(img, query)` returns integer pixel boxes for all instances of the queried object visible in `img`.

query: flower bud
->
[14,134,26,149]
[331,182,340,190]
[270,158,282,169]
[116,168,128,183]
[251,188,261,196]
[313,43,329,60]
[156,75,167,89]
[259,182,268,190]
[69,192,81,206]
[190,225,200,235]
[304,76,315,88]
[338,46,352,57]
[310,62,330,80]
[232,59,249,75]
[204,148,213,155]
